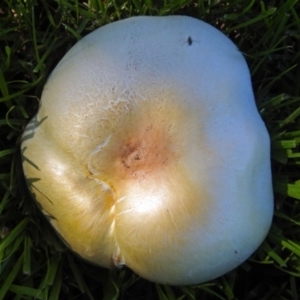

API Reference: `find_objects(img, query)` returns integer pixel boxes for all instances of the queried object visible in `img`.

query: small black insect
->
[187,36,193,45]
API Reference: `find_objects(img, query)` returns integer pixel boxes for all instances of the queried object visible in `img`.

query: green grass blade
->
[0,253,24,299]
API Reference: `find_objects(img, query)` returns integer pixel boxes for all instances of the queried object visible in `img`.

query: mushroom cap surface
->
[22,16,273,285]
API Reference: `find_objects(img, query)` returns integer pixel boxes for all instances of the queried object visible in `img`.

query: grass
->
[1,0,300,299]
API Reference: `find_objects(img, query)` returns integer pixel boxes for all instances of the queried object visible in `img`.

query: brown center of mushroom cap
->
[115,123,172,181]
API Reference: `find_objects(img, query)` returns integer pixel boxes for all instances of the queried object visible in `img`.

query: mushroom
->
[21,16,273,285]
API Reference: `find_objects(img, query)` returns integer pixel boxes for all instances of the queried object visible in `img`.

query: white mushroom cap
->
[22,16,273,285]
